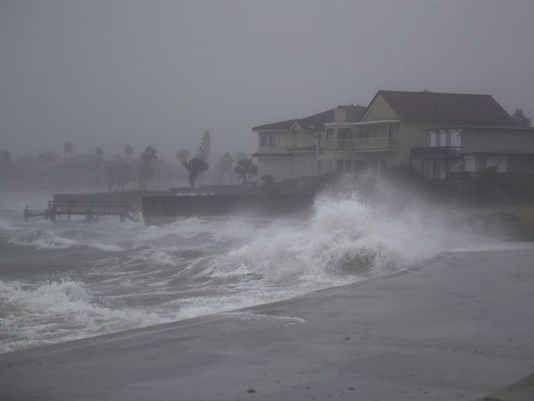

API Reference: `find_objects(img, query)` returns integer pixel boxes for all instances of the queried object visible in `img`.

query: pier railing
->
[25,199,133,222]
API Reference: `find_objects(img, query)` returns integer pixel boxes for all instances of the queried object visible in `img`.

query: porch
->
[321,120,400,152]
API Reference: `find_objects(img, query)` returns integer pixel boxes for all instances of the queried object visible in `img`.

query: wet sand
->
[1,247,534,401]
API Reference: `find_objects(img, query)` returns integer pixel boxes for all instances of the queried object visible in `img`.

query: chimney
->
[334,106,347,123]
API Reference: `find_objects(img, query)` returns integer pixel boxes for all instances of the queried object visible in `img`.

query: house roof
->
[252,105,366,131]
[373,90,515,126]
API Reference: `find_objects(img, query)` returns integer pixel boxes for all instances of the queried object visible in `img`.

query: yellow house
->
[319,90,520,177]
[253,90,533,182]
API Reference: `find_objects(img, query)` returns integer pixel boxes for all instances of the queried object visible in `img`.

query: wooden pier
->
[24,199,134,222]
[23,192,146,222]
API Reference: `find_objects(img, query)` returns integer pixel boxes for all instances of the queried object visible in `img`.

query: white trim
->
[253,128,290,133]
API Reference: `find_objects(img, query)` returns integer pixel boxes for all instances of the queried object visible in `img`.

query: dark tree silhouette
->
[0,149,12,164]
[124,144,134,158]
[63,141,73,160]
[37,151,59,164]
[183,157,208,188]
[0,149,13,180]
[106,158,131,192]
[197,130,211,161]
[512,109,531,127]
[176,149,190,164]
[234,158,258,184]
[138,146,158,190]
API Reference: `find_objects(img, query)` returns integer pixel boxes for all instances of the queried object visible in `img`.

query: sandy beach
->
[2,246,534,401]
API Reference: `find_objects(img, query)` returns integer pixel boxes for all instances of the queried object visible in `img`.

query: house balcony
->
[321,137,398,152]
[411,146,463,159]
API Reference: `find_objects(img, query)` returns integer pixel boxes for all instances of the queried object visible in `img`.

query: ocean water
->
[0,184,517,354]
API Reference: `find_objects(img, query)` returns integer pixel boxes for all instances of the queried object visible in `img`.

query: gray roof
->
[253,105,366,131]
[374,90,515,126]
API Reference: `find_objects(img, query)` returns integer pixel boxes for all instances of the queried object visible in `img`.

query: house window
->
[326,128,335,140]
[267,135,277,147]
[337,160,344,171]
[450,130,462,147]
[260,135,267,146]
[428,131,437,147]
[439,130,448,147]
[465,155,476,172]
[344,160,352,170]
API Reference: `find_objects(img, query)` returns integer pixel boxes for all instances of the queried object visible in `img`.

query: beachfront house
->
[252,105,365,181]
[252,90,534,182]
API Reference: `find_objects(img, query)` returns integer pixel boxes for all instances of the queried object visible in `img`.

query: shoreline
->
[2,246,534,400]
[0,255,418,357]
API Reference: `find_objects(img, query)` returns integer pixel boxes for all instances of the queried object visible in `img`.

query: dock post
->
[49,206,57,222]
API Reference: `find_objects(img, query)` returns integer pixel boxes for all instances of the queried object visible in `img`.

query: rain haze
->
[2,0,534,157]
[3,2,534,401]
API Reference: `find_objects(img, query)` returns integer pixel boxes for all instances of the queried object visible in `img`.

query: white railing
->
[322,137,397,152]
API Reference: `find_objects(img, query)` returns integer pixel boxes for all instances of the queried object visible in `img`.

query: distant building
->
[252,105,365,181]
[252,90,534,182]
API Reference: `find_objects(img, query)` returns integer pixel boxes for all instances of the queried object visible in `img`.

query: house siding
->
[396,123,434,165]
[461,130,534,154]
[256,153,316,181]
[362,95,399,121]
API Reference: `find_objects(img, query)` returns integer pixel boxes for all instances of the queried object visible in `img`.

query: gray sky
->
[2,0,534,159]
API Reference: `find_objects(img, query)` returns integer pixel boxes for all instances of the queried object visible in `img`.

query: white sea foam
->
[209,192,461,291]
[222,311,306,324]
[8,229,78,249]
[0,278,161,353]
[0,179,502,353]
[7,228,123,251]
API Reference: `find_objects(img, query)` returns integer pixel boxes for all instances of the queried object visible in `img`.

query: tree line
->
[1,132,258,191]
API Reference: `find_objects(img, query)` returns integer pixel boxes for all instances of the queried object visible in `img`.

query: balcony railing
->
[322,137,398,152]
[411,146,463,159]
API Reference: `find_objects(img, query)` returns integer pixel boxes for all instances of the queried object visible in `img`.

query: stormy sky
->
[1,0,534,158]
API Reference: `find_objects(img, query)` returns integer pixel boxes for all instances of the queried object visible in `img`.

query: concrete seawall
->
[1,246,534,400]
[142,192,316,224]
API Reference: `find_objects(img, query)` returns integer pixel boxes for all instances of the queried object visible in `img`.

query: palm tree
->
[197,130,211,162]
[183,157,208,188]
[138,146,158,190]
[512,108,531,127]
[177,149,208,188]
[234,158,258,184]
[106,158,131,192]
[176,149,190,164]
